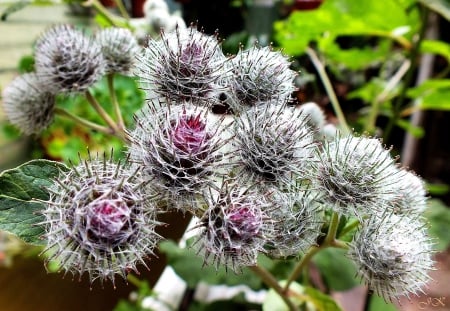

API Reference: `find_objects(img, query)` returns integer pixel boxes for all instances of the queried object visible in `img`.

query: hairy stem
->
[84,90,131,142]
[249,265,299,311]
[284,212,341,291]
[306,47,350,134]
[107,73,126,130]
[54,107,114,135]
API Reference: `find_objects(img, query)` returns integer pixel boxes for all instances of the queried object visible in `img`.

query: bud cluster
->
[1,23,434,300]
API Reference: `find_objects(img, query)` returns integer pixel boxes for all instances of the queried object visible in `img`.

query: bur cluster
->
[1,23,434,301]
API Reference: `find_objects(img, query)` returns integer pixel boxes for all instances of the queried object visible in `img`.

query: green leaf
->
[158,240,263,289]
[0,159,68,245]
[312,248,360,291]
[263,281,342,311]
[420,39,450,63]
[407,79,450,111]
[424,199,450,251]
[366,295,397,311]
[426,182,450,195]
[418,0,450,21]
[396,119,425,138]
[274,0,417,56]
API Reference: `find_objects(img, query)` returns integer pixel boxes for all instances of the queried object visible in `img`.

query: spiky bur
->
[34,24,105,93]
[129,102,230,214]
[95,27,140,75]
[194,182,275,272]
[382,169,428,216]
[2,73,55,135]
[136,26,229,106]
[228,45,297,112]
[265,186,324,258]
[347,215,434,302]
[231,103,316,187]
[312,135,401,219]
[41,154,162,286]
[297,102,327,141]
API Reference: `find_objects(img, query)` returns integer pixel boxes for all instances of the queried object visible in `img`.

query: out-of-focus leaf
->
[420,39,450,63]
[263,281,342,311]
[312,248,359,291]
[158,240,263,289]
[418,0,450,21]
[424,199,450,251]
[274,0,417,55]
[366,295,397,311]
[407,79,450,111]
[396,119,425,138]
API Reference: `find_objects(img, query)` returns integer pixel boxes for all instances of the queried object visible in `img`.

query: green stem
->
[337,219,360,238]
[383,5,429,142]
[249,265,299,311]
[306,47,350,134]
[114,0,130,19]
[84,90,131,142]
[365,60,411,134]
[107,73,126,130]
[284,212,341,291]
[54,107,114,135]
[83,0,128,28]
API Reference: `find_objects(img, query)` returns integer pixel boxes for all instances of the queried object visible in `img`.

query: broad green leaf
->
[263,281,342,311]
[366,295,397,311]
[420,39,450,63]
[418,0,450,21]
[407,79,450,111]
[274,0,417,55]
[158,240,263,289]
[424,199,450,251]
[312,248,359,291]
[0,159,68,245]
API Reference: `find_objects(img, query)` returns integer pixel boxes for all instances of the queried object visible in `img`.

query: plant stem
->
[107,73,126,130]
[365,59,411,134]
[284,212,341,291]
[54,107,114,135]
[383,5,429,142]
[305,47,350,134]
[337,219,360,238]
[84,90,131,142]
[249,265,299,311]
[113,0,130,19]
[83,0,128,28]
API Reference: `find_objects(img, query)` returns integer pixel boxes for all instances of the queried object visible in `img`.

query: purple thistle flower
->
[129,102,230,213]
[195,182,275,272]
[41,153,162,286]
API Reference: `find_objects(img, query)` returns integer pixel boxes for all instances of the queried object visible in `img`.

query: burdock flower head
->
[384,169,428,216]
[2,73,55,135]
[35,24,105,93]
[136,26,229,106]
[313,135,399,218]
[129,102,230,213]
[266,186,323,258]
[232,103,316,186]
[41,153,162,285]
[229,44,297,111]
[96,27,140,75]
[195,181,275,272]
[347,215,434,302]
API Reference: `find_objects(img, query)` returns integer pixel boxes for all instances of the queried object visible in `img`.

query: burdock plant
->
[0,21,435,311]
